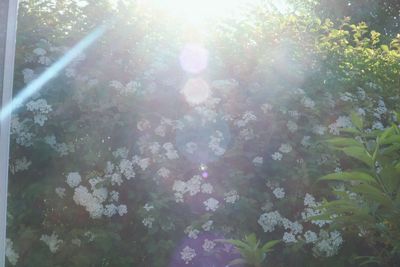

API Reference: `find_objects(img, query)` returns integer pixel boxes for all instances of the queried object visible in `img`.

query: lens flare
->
[180,43,208,74]
[181,78,211,105]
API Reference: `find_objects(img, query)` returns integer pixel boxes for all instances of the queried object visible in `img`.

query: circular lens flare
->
[180,44,208,74]
[181,78,211,105]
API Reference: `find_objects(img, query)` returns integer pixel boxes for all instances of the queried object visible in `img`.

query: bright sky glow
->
[146,0,259,25]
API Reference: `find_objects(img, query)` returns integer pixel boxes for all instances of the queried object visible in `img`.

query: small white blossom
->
[181,246,196,264]
[40,232,63,253]
[224,190,239,204]
[202,239,216,252]
[204,197,219,212]
[55,187,66,198]
[272,187,285,199]
[252,156,263,165]
[5,239,19,265]
[283,232,297,243]
[279,144,292,154]
[271,152,283,161]
[66,172,81,188]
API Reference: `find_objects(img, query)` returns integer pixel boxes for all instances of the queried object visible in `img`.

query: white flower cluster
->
[5,238,19,266]
[202,220,213,231]
[224,190,239,204]
[301,96,315,109]
[185,226,200,239]
[66,172,81,188]
[22,68,35,83]
[202,239,216,252]
[204,197,219,212]
[40,232,63,253]
[10,157,32,174]
[287,120,298,133]
[163,142,179,160]
[252,156,263,166]
[258,211,303,242]
[272,187,285,199]
[44,135,73,156]
[209,130,226,156]
[72,178,127,219]
[271,152,283,161]
[234,111,257,128]
[26,98,52,126]
[301,194,331,227]
[328,116,353,135]
[312,230,343,257]
[173,175,213,202]
[11,116,34,147]
[181,246,196,264]
[110,80,141,95]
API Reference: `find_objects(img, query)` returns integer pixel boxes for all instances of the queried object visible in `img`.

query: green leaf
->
[351,112,363,130]
[319,171,378,185]
[261,240,280,252]
[342,146,374,167]
[228,258,247,266]
[326,137,363,148]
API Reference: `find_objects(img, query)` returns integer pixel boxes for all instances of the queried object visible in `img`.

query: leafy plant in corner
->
[219,233,280,267]
[317,112,400,266]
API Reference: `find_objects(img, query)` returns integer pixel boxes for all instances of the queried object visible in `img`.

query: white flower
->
[185,227,200,239]
[33,47,46,56]
[113,147,129,159]
[109,190,119,202]
[224,190,239,204]
[5,238,19,265]
[372,121,384,130]
[271,152,283,161]
[119,159,135,179]
[22,68,34,83]
[258,211,282,232]
[103,204,118,217]
[313,230,343,257]
[26,99,52,126]
[40,232,63,253]
[202,220,213,231]
[204,197,219,212]
[252,156,263,165]
[283,232,297,243]
[301,96,315,109]
[279,143,292,153]
[181,246,196,264]
[163,142,179,160]
[137,119,151,131]
[287,120,298,132]
[11,157,31,173]
[261,103,273,113]
[201,183,214,194]
[144,203,154,211]
[55,187,66,198]
[117,204,128,216]
[272,187,285,199]
[66,172,81,188]
[157,167,170,178]
[142,217,155,228]
[304,230,318,244]
[209,130,225,156]
[187,175,202,196]
[202,239,216,252]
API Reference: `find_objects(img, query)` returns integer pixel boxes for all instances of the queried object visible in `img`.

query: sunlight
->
[146,0,260,25]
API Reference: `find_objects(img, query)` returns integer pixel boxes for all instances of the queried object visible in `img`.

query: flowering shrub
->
[5,1,400,267]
